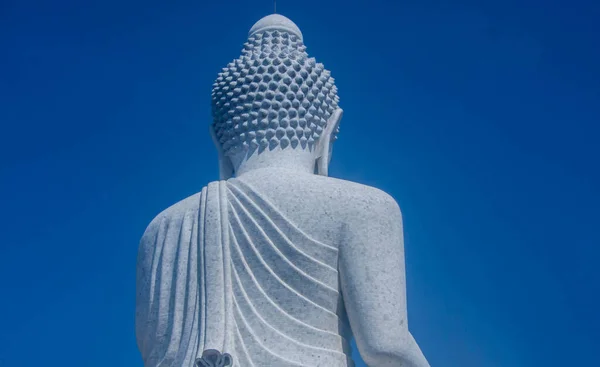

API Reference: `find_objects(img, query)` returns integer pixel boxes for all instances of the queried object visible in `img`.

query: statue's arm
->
[135,217,160,364]
[339,190,429,367]
[135,213,178,366]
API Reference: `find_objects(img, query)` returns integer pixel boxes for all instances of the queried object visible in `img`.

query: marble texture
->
[211,14,340,162]
[136,14,430,367]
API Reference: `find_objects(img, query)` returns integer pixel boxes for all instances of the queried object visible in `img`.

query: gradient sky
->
[1,0,599,366]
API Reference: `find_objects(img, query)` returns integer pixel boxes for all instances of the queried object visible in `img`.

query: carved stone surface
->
[136,14,430,367]
[211,20,340,157]
[195,350,233,367]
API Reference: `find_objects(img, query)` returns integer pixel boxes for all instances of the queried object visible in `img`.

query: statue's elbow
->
[360,338,429,367]
[361,349,403,367]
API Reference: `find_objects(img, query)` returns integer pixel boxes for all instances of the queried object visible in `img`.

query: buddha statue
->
[136,14,429,367]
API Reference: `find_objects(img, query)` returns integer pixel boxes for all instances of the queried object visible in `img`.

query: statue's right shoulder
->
[319,177,403,226]
[319,176,401,210]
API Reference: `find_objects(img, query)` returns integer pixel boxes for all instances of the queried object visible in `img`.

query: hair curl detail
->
[212,30,340,156]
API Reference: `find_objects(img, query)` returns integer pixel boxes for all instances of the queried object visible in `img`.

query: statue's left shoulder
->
[138,189,208,250]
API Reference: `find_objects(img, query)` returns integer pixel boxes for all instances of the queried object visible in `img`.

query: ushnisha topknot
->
[211,14,340,157]
[248,14,303,41]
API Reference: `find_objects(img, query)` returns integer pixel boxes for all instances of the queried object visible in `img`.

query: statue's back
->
[237,167,394,246]
[223,169,357,366]
[136,12,429,367]
[137,168,385,366]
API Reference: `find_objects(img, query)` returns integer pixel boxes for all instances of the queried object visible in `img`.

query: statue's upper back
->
[232,167,397,250]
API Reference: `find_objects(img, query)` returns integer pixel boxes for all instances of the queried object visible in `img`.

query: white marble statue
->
[136,14,430,367]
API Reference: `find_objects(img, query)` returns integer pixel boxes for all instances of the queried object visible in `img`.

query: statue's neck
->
[231,148,317,177]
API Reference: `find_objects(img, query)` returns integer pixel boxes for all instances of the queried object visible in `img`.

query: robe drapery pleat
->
[136,179,353,366]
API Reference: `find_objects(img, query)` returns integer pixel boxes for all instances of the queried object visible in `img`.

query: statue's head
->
[211,14,342,179]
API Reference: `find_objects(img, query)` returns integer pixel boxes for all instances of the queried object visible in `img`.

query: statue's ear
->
[210,125,234,180]
[315,108,343,176]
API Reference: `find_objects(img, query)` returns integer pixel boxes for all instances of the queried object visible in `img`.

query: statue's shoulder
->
[151,192,202,223]
[239,170,401,219]
[141,182,219,239]
[324,176,400,207]
[321,176,402,222]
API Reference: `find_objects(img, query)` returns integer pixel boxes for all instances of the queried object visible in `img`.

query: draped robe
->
[136,178,354,366]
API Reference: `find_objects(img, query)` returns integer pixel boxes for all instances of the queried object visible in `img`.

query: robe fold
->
[136,179,353,367]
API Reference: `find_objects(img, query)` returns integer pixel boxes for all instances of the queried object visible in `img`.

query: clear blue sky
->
[1,0,598,366]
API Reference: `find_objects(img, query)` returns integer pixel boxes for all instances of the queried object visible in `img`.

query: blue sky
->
[1,0,599,366]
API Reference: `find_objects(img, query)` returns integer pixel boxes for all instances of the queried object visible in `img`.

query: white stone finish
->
[211,14,339,161]
[249,14,303,41]
[136,14,429,367]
